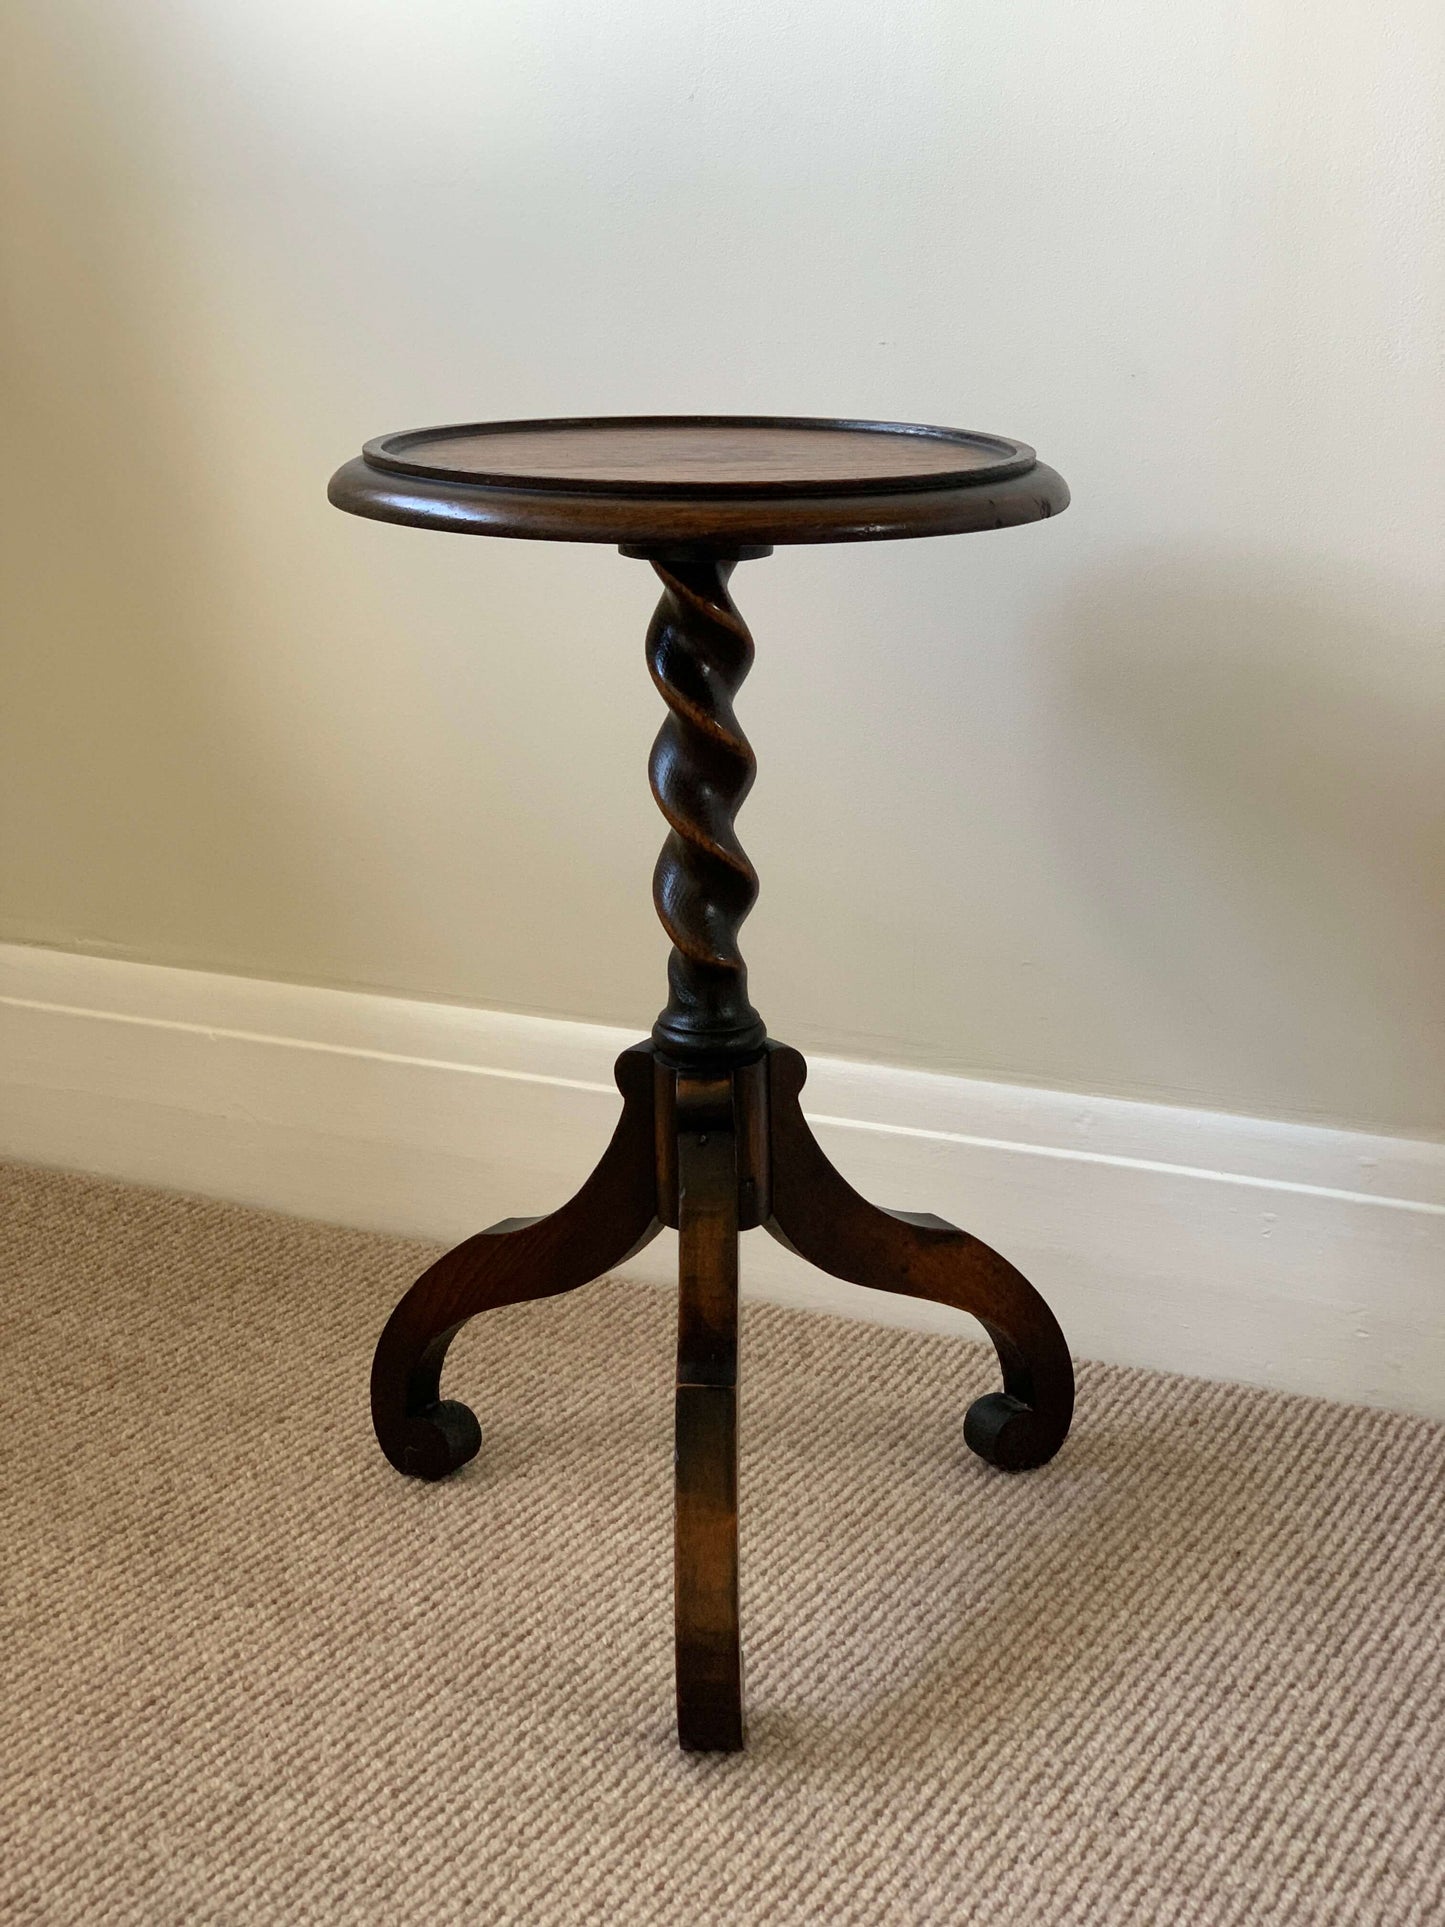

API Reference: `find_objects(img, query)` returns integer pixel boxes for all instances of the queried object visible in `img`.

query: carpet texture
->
[2,1161,1442,1925]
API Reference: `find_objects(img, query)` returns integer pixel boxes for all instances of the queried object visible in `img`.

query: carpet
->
[2,1161,1441,1924]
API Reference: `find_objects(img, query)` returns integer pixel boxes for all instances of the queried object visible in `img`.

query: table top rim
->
[360,414,1038,501]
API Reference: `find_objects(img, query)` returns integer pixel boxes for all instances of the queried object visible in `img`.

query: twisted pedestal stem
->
[644,551,767,1064]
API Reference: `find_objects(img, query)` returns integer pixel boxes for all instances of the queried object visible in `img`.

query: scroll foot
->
[370,1044,662,1479]
[765,1044,1074,1471]
[963,1392,1058,1472]
[389,1399,485,1483]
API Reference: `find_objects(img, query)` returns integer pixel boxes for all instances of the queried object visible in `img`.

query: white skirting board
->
[2,941,1442,1418]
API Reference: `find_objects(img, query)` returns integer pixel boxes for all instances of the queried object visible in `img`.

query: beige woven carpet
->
[3,1163,1443,1925]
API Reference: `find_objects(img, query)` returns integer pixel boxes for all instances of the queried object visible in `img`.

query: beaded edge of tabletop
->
[328,449,1069,547]
[361,417,1038,497]
[331,414,1078,547]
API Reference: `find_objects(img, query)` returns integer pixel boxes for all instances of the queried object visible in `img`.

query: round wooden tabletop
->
[329,414,1068,549]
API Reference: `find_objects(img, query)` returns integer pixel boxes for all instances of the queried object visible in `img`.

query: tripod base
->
[371,1041,1075,1752]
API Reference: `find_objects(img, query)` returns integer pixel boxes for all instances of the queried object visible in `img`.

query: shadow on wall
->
[2,9,348,976]
[1040,550,1445,1137]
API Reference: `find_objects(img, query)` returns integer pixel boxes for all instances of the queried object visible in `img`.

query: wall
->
[3,0,1442,1137]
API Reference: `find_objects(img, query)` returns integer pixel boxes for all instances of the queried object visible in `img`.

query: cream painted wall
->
[2,0,1442,1137]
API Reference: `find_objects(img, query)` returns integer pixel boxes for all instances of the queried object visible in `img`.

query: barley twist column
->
[643,551,768,1064]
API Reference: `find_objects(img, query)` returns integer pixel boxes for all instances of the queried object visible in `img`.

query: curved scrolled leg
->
[370,1044,663,1481]
[764,1045,1074,1470]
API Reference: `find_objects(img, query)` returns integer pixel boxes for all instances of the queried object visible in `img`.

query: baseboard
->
[3,941,1442,1417]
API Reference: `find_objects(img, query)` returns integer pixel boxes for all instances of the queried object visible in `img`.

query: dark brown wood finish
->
[673,1071,745,1751]
[328,412,1067,548]
[338,416,1075,1753]
[369,1043,661,1481]
[645,551,767,1065]
[364,416,1035,494]
[765,1045,1073,1470]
